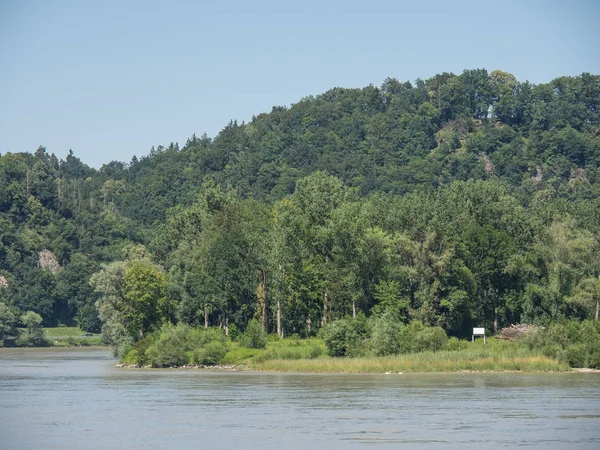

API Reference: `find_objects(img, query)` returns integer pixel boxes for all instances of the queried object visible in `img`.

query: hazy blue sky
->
[1,0,599,168]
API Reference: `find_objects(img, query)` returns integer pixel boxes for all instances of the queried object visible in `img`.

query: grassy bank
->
[117,320,595,372]
[44,327,104,347]
[248,348,568,373]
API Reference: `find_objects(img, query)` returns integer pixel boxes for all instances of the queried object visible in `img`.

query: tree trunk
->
[596,301,599,321]
[26,167,30,197]
[322,291,328,326]
[258,271,267,332]
[277,298,282,339]
[493,306,498,334]
[204,308,209,328]
[225,317,229,337]
[352,299,356,319]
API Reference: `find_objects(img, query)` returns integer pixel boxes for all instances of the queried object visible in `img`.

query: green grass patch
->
[222,345,266,364]
[44,327,103,346]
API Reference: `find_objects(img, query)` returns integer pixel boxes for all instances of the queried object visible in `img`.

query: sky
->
[1,0,599,169]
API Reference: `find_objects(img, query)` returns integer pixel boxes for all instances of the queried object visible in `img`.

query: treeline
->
[0,69,599,347]
[87,172,600,357]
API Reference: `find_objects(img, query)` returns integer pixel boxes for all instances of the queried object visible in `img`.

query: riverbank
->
[248,353,569,373]
[113,332,587,373]
[116,347,573,373]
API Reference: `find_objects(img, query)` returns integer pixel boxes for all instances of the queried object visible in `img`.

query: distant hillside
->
[1,69,599,336]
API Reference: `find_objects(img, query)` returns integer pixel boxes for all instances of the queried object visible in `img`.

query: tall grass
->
[249,345,569,373]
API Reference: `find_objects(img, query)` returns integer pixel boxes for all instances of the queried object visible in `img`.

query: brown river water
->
[1,348,599,449]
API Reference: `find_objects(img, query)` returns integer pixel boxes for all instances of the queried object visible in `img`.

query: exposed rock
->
[531,166,543,183]
[478,152,495,174]
[0,275,7,288]
[570,167,588,183]
[38,250,60,272]
[115,363,247,370]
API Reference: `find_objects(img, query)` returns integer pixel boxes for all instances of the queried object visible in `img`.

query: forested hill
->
[1,69,600,341]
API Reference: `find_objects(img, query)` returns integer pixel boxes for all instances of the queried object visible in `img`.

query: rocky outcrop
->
[478,153,495,174]
[38,250,60,272]
[0,275,7,288]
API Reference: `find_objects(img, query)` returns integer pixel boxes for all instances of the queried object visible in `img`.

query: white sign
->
[473,327,485,335]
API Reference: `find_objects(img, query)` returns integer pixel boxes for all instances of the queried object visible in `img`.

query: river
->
[0,348,599,449]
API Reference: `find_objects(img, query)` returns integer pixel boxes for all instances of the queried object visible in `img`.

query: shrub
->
[445,336,469,351]
[413,326,448,352]
[319,316,367,357]
[565,344,588,368]
[123,349,140,365]
[15,311,49,347]
[541,344,562,359]
[397,321,448,353]
[145,323,190,367]
[228,323,240,341]
[369,311,402,356]
[191,341,227,365]
[187,327,226,348]
[240,319,268,349]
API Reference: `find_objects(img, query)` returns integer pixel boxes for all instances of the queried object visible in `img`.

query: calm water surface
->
[1,348,599,449]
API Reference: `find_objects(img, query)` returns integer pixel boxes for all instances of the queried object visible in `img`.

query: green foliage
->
[522,320,600,368]
[368,311,402,356]
[191,341,227,365]
[445,336,470,351]
[145,323,190,367]
[0,302,16,338]
[16,311,49,347]
[258,337,325,361]
[124,324,228,367]
[240,319,268,349]
[319,316,368,357]
[2,70,600,355]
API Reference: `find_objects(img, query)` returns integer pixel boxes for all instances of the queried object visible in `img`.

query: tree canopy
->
[1,69,599,346]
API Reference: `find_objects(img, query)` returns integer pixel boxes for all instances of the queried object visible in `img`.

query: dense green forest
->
[1,69,600,356]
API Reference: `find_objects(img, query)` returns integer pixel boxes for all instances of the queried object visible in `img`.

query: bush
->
[369,312,402,356]
[145,323,190,367]
[396,321,448,354]
[414,326,448,352]
[565,344,588,368]
[191,341,227,365]
[445,336,469,351]
[520,320,600,368]
[187,327,226,348]
[240,319,268,349]
[541,344,562,359]
[15,311,49,347]
[319,316,367,357]
[123,349,140,365]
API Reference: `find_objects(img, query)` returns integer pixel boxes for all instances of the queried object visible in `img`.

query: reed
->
[248,347,569,373]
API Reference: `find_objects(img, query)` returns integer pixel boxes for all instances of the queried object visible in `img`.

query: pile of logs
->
[497,323,541,341]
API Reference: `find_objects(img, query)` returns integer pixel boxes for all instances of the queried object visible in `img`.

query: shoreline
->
[112,362,599,374]
[5,346,598,374]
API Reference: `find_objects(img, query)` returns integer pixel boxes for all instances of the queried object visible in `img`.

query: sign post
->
[472,327,486,344]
